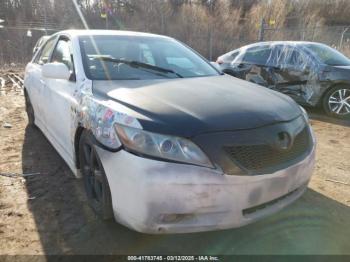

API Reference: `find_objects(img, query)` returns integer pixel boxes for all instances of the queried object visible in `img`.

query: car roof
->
[39,35,50,40]
[34,35,50,46]
[222,41,327,57]
[56,29,170,39]
[241,41,325,49]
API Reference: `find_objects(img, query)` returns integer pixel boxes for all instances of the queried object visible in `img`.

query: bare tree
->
[1,0,350,66]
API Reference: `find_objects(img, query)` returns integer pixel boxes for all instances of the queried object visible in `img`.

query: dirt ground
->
[0,71,350,255]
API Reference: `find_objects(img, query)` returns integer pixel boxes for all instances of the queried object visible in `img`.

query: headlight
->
[115,124,214,168]
[299,106,309,122]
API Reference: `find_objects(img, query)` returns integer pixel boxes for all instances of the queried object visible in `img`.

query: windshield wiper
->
[94,56,183,78]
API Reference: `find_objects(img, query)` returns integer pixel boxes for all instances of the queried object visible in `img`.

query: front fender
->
[70,80,143,176]
[73,82,143,151]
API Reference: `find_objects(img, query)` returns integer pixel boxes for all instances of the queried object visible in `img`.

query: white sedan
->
[24,30,315,234]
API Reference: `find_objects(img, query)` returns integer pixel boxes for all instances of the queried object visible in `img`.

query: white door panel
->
[42,78,76,160]
[40,37,78,166]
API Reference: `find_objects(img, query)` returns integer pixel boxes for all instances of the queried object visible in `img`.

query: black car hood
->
[93,75,301,137]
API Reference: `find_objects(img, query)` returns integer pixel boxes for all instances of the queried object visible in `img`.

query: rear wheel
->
[322,85,350,119]
[79,131,113,220]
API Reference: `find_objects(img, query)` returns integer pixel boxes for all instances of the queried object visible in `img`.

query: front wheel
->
[79,131,113,220]
[322,85,350,119]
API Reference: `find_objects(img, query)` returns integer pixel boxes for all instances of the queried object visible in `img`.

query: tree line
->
[1,0,350,65]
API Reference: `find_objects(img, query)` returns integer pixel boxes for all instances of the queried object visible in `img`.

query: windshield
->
[305,43,350,66]
[79,35,220,80]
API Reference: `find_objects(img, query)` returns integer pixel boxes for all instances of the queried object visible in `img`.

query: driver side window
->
[51,38,74,71]
[289,50,310,70]
[35,37,56,65]
[274,45,312,71]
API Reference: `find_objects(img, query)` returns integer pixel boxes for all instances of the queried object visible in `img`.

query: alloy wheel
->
[328,88,350,116]
[82,143,104,203]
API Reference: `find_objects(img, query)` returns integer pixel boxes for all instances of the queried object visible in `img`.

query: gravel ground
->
[0,73,349,255]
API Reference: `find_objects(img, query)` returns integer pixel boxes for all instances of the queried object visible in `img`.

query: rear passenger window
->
[242,47,272,66]
[230,51,239,61]
[222,51,239,63]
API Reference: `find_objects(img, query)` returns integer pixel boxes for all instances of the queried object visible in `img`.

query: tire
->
[79,130,113,220]
[322,85,350,119]
[24,90,36,126]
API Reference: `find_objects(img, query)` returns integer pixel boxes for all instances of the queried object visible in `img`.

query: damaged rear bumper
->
[96,140,315,234]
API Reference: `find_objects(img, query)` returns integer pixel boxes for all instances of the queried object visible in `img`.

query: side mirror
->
[42,62,71,80]
[210,61,223,73]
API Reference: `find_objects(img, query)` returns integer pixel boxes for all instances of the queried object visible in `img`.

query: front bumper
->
[96,137,315,234]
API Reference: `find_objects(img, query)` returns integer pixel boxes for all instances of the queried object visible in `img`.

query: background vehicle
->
[217,42,350,119]
[24,30,315,234]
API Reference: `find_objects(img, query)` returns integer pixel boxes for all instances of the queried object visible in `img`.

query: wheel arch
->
[74,125,85,169]
[318,81,350,106]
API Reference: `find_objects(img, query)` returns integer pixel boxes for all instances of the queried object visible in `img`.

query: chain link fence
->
[1,24,350,67]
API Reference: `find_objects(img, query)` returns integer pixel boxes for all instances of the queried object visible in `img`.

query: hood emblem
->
[275,131,293,151]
